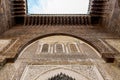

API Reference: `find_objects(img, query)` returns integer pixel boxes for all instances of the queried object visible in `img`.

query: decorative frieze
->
[20,65,104,80]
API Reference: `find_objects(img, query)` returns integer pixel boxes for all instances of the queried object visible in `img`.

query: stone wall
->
[0,0,12,34]
[105,0,120,36]
[0,25,120,80]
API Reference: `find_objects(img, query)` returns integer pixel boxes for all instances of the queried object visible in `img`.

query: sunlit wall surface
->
[27,0,89,14]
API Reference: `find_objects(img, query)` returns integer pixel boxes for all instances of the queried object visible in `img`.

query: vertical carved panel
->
[41,44,49,53]
[55,44,64,53]
[69,44,78,53]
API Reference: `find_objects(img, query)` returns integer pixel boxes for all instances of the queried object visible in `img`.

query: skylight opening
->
[27,0,89,14]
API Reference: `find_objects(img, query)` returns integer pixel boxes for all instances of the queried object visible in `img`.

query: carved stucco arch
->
[33,67,91,80]
[17,33,101,61]
[4,33,116,64]
[17,33,100,55]
[20,65,105,80]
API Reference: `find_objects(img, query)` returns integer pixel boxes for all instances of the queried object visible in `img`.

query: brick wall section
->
[0,0,12,34]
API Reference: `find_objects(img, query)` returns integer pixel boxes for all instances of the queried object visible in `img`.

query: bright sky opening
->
[27,0,89,14]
